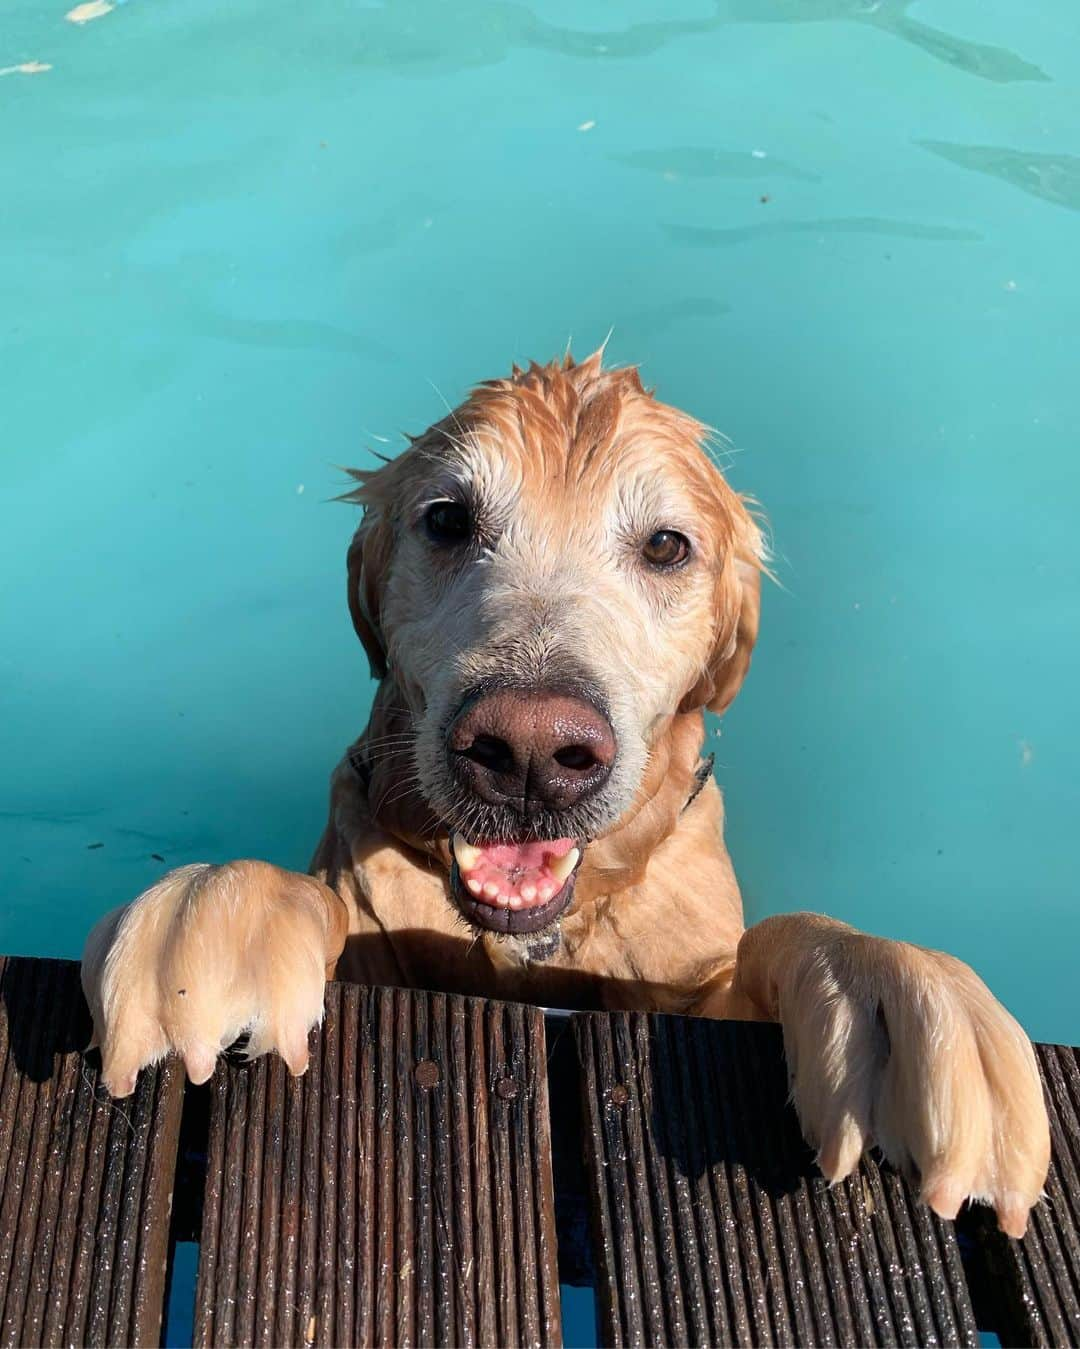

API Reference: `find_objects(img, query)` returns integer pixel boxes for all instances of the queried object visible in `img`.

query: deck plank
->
[573,1012,981,1349]
[0,955,184,1348]
[193,983,563,1348]
[971,1042,1080,1346]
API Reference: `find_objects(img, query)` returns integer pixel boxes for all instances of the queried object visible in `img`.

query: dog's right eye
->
[424,501,472,545]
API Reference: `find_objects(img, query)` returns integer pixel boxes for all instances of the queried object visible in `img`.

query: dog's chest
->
[484,928,563,972]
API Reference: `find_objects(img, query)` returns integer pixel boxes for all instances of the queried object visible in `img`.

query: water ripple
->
[663,216,983,246]
[919,142,1080,212]
[726,0,1049,83]
[615,147,818,182]
[183,1,1049,86]
[197,314,397,359]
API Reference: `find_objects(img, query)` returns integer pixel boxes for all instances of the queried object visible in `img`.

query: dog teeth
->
[547,847,580,884]
[482,881,500,901]
[453,837,482,872]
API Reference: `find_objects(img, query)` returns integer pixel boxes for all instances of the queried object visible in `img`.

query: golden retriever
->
[82,351,1049,1238]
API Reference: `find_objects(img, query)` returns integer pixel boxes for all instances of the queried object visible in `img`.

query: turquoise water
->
[6,0,1079,1042]
[4,0,1079,1031]
[4,2,1078,1341]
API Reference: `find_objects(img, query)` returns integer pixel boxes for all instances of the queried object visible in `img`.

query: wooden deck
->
[575,1013,979,1347]
[0,957,183,1349]
[193,986,560,1349]
[1,953,1076,1348]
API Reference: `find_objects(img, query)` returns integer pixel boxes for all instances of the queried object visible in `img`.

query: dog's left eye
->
[642,530,691,568]
[424,501,472,545]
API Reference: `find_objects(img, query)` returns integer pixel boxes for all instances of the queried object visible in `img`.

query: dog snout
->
[447,687,616,814]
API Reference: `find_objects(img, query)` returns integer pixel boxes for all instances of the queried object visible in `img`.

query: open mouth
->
[448,833,582,935]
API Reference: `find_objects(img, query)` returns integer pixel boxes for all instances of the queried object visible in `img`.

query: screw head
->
[495,1076,519,1101]
[609,1083,630,1107]
[414,1059,440,1090]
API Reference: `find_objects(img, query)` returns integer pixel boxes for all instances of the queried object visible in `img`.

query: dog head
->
[344,352,765,935]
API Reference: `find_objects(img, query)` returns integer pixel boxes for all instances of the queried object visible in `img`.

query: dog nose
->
[447,688,616,813]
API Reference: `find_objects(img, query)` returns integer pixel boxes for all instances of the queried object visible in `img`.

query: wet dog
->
[83,351,1049,1236]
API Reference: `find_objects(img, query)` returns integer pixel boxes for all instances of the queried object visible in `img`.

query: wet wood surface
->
[193,983,562,1348]
[4,953,1080,1348]
[573,1012,981,1348]
[0,955,184,1349]
[971,1042,1080,1346]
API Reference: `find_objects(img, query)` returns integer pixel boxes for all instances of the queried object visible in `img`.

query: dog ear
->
[707,555,761,715]
[347,513,394,679]
[680,548,762,717]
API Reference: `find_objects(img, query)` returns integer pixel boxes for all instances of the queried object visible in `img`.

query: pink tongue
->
[479,839,574,870]
[457,837,576,910]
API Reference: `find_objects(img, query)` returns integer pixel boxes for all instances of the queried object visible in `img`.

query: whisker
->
[362,751,417,771]
[375,784,426,815]
[370,770,425,817]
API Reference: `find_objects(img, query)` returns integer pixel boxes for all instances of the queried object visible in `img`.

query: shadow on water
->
[412,0,1047,85]
[178,0,1049,85]
[614,147,821,182]
[664,215,984,248]
[919,142,1080,212]
[517,0,1046,86]
[723,0,1048,83]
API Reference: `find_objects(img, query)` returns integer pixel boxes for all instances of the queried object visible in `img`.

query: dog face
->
[346,352,764,935]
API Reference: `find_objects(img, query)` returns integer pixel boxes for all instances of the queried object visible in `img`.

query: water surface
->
[3,1,1078,1050]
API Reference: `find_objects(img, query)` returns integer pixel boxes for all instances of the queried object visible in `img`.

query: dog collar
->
[682,753,715,813]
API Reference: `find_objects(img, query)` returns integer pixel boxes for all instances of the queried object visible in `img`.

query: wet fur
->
[82,352,1049,1237]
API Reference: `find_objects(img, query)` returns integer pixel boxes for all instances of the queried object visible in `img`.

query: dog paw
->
[735,913,1050,1238]
[81,860,347,1097]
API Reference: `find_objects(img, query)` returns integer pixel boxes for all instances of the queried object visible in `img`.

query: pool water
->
[3,1,1079,1342]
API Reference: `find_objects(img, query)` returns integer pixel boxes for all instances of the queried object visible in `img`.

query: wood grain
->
[193,983,562,1348]
[0,955,183,1348]
[574,1012,980,1348]
[971,1042,1080,1346]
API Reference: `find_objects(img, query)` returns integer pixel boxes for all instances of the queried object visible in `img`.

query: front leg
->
[720,912,1049,1237]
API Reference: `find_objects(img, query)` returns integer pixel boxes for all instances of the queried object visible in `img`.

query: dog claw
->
[182,1042,218,1086]
[922,1177,967,1222]
[997,1192,1035,1239]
